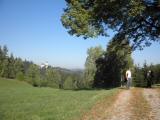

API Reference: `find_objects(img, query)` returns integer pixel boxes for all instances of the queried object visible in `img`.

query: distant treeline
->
[83,39,134,88]
[133,62,160,87]
[0,45,84,89]
[82,38,160,88]
[0,45,160,89]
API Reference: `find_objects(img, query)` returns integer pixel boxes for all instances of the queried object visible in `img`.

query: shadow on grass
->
[62,87,114,91]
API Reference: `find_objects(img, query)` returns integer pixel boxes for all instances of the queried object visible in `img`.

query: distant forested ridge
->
[0,45,84,89]
[0,45,160,89]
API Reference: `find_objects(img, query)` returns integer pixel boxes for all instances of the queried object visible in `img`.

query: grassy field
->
[0,78,118,120]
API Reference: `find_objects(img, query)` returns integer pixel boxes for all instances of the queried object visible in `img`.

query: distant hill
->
[54,67,84,74]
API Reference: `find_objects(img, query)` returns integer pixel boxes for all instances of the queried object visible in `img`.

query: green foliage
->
[133,65,147,87]
[61,0,101,38]
[94,38,133,87]
[14,58,24,76]
[128,0,145,17]
[149,64,160,84]
[0,58,9,78]
[27,64,41,87]
[133,62,160,87]
[16,71,25,81]
[1,54,16,79]
[0,78,118,120]
[0,45,83,89]
[84,46,104,88]
[46,68,61,88]
[7,54,15,78]
[0,46,24,79]
[82,39,133,88]
[62,0,160,49]
[63,76,73,89]
[0,46,9,77]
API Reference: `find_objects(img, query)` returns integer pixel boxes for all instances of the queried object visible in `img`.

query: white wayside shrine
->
[40,61,49,69]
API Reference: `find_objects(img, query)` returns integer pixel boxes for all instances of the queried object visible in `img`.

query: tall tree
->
[1,58,9,78]
[63,76,73,89]
[0,46,8,77]
[7,54,15,78]
[14,58,24,75]
[46,68,61,88]
[94,38,133,87]
[133,64,145,87]
[14,58,25,81]
[151,64,160,84]
[27,64,41,87]
[84,46,104,88]
[0,46,3,74]
[62,0,160,50]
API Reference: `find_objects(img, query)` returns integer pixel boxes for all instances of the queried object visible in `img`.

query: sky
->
[0,0,159,69]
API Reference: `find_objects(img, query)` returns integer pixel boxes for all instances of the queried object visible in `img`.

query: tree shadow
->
[62,87,113,91]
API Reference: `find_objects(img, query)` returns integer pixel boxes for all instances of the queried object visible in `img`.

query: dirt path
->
[143,88,160,120]
[103,89,132,120]
[81,89,132,120]
[81,88,160,120]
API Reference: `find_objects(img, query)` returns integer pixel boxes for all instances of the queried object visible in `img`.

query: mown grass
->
[0,78,118,120]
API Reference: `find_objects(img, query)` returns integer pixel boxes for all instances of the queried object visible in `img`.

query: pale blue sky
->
[0,0,159,69]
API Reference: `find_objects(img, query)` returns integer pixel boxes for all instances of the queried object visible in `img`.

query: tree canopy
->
[61,0,160,50]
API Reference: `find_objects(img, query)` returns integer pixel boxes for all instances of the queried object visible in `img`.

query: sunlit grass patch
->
[0,78,118,120]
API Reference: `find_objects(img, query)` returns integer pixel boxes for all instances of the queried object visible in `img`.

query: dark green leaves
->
[62,0,160,49]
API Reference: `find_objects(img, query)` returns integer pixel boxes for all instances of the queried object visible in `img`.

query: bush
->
[63,76,73,89]
[16,72,25,81]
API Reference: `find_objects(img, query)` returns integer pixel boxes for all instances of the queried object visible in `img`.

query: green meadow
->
[0,78,117,120]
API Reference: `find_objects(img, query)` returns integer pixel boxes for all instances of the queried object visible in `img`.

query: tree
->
[1,58,9,78]
[46,68,61,88]
[7,54,16,78]
[63,76,73,89]
[0,46,4,75]
[62,0,160,50]
[23,60,33,75]
[151,64,160,84]
[94,38,133,87]
[16,71,25,81]
[83,46,104,88]
[14,58,25,81]
[133,64,145,87]
[14,58,24,76]
[0,45,8,77]
[71,73,83,89]
[27,64,41,87]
